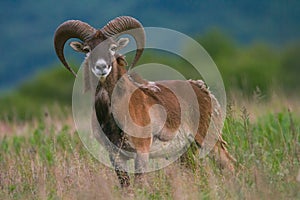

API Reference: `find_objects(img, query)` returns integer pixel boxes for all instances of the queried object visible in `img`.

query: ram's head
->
[54,16,145,79]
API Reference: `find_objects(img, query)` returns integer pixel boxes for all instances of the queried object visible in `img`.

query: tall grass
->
[0,102,299,199]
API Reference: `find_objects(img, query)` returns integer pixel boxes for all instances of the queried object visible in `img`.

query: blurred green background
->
[0,0,299,120]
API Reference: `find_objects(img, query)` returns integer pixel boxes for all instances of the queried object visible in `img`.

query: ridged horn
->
[101,16,145,69]
[54,20,96,77]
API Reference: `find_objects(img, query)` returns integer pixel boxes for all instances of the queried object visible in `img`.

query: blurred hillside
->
[0,0,300,92]
[1,29,300,121]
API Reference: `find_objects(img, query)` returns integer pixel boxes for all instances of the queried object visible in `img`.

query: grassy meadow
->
[0,94,299,199]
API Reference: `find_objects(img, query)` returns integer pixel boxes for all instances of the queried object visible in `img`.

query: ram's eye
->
[110,45,117,52]
[83,46,91,53]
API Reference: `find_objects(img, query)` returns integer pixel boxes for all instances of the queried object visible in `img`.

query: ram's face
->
[70,37,129,81]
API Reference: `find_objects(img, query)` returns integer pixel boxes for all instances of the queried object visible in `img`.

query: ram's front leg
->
[131,137,151,186]
[109,152,130,187]
[135,151,149,184]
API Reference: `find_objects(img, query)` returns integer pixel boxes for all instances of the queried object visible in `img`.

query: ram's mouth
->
[92,65,112,80]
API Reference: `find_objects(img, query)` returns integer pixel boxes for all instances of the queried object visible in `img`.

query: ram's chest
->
[94,88,114,126]
[94,87,124,144]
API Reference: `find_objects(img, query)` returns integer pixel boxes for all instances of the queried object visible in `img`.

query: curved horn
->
[101,16,145,69]
[54,20,96,76]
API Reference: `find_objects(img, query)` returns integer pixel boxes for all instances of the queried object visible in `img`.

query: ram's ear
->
[116,55,128,67]
[70,41,84,52]
[70,41,91,53]
[116,37,129,50]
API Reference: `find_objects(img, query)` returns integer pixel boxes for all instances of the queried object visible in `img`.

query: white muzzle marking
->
[91,59,112,81]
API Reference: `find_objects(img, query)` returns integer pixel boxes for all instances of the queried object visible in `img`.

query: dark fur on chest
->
[94,85,134,152]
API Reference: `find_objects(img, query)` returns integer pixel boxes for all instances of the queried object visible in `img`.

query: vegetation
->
[0,102,299,199]
[197,29,300,95]
[0,66,75,121]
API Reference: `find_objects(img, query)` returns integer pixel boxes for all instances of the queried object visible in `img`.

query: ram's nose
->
[95,63,107,72]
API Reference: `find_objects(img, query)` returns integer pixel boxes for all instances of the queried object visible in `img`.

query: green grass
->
[0,105,299,199]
